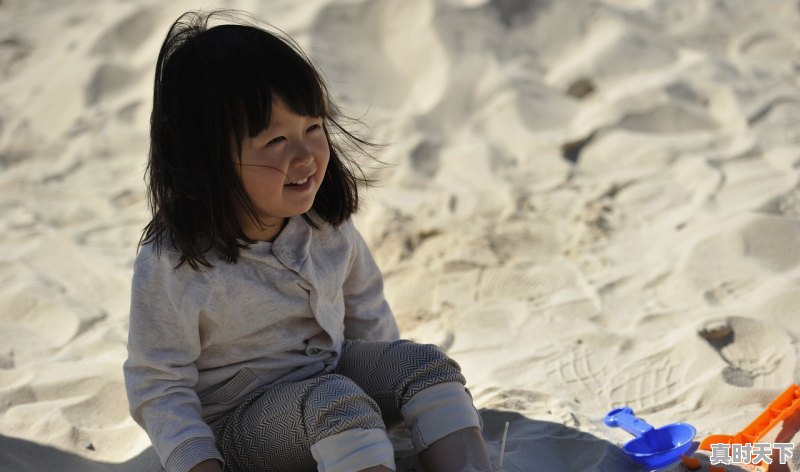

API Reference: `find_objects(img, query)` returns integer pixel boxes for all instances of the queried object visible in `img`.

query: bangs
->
[198,24,328,146]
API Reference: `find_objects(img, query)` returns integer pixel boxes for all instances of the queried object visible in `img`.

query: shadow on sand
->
[8,408,776,472]
[0,433,162,472]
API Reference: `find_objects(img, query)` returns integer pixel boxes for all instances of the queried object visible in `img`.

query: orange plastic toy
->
[682,384,800,471]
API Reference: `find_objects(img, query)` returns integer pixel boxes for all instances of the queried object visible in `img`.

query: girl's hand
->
[189,459,223,472]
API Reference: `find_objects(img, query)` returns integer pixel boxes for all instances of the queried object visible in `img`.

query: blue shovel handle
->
[604,407,654,438]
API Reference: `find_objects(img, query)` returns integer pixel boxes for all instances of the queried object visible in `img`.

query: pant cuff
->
[310,428,396,472]
[400,381,482,453]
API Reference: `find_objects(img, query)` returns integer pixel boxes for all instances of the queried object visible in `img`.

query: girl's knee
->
[388,341,466,402]
[303,374,385,443]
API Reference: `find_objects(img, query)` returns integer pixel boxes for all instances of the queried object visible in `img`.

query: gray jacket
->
[123,215,400,472]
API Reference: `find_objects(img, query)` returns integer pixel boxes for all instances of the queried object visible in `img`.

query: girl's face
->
[236,97,330,241]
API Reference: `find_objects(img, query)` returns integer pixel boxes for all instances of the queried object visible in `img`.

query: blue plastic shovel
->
[604,407,696,469]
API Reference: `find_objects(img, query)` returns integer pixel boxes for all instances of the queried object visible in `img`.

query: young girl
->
[124,10,493,472]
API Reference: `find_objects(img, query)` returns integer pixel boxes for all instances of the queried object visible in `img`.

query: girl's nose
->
[290,141,314,167]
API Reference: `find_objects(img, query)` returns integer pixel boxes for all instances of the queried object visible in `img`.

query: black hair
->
[142,10,378,270]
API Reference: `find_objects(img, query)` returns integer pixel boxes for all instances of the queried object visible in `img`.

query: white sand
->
[1,0,799,470]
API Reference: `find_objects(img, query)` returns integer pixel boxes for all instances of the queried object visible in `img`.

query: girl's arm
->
[342,220,400,342]
[124,244,225,472]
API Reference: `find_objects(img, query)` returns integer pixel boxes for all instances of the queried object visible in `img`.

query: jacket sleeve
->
[123,244,224,472]
[342,220,401,342]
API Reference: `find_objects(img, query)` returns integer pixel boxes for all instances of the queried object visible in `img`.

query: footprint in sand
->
[543,331,713,415]
[485,0,544,28]
[546,344,611,397]
[116,100,144,125]
[736,214,800,272]
[409,139,441,179]
[85,62,144,106]
[546,16,678,90]
[83,8,159,106]
[0,35,32,78]
[681,213,800,303]
[617,100,717,134]
[731,28,798,75]
[498,74,580,133]
[713,156,796,213]
[484,219,560,264]
[759,157,800,221]
[604,347,692,413]
[699,316,795,388]
[477,262,591,307]
[311,0,447,113]
[750,99,800,148]
[90,8,159,56]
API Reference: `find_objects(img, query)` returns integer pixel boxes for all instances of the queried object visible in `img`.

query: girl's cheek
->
[316,142,331,165]
[242,170,283,194]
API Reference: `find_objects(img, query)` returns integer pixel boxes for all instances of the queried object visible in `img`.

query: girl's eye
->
[267,136,286,146]
[307,124,322,133]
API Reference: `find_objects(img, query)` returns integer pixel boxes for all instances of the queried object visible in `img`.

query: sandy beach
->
[1,0,799,470]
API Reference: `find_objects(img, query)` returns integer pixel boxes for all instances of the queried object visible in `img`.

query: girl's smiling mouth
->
[284,172,315,190]
[286,176,309,186]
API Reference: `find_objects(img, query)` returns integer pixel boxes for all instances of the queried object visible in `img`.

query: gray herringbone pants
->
[212,339,470,471]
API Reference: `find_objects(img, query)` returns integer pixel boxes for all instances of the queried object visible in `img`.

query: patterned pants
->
[213,339,468,472]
